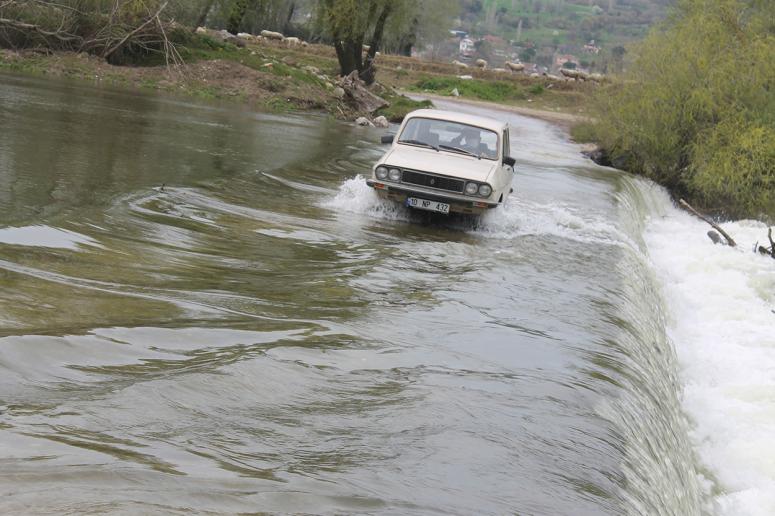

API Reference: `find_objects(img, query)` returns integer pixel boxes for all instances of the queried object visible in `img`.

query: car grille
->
[400,170,465,193]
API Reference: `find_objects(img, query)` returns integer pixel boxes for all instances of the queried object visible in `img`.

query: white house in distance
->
[459,37,475,58]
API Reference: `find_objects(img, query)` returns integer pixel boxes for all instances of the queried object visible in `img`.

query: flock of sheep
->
[452,58,608,83]
[195,27,607,84]
[196,27,308,47]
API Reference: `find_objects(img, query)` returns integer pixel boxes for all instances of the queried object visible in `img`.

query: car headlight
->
[388,168,402,181]
[375,166,388,180]
[478,184,492,197]
[465,183,479,195]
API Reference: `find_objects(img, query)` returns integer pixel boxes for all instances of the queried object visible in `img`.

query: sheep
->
[195,27,207,35]
[237,32,254,41]
[452,60,469,69]
[589,73,606,83]
[475,58,488,69]
[492,68,507,73]
[260,30,284,41]
[529,72,539,78]
[505,62,525,72]
[284,36,301,46]
[559,68,580,79]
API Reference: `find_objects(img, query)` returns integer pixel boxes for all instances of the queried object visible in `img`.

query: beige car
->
[368,109,516,215]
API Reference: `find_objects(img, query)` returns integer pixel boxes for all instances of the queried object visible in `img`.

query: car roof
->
[404,109,507,133]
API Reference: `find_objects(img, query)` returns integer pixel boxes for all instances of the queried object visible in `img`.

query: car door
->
[500,128,515,201]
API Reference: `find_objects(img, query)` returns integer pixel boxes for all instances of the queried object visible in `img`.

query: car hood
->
[382,145,498,182]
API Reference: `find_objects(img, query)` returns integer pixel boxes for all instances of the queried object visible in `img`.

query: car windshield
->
[398,117,499,160]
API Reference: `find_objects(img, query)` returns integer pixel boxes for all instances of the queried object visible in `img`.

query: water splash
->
[322,175,410,222]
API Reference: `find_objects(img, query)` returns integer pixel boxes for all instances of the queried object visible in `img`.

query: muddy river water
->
[1,74,773,515]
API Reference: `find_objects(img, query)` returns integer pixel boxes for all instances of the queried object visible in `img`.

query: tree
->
[611,44,625,73]
[317,0,398,85]
[227,0,252,34]
[519,46,536,62]
[194,0,218,29]
[382,0,458,58]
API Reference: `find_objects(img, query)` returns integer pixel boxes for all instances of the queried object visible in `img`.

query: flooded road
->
[1,74,772,515]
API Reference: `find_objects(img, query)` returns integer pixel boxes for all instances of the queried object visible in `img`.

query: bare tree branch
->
[679,199,737,247]
[0,17,82,44]
[102,0,168,60]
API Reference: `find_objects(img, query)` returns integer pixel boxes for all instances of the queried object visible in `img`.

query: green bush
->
[689,119,775,218]
[585,0,775,219]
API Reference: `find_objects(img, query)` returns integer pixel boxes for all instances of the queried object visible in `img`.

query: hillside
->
[454,0,673,72]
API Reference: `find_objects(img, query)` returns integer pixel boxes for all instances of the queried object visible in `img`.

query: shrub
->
[586,0,775,219]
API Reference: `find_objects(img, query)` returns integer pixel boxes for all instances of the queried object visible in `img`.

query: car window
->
[398,118,499,160]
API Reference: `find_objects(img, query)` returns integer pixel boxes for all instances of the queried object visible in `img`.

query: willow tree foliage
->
[589,0,775,219]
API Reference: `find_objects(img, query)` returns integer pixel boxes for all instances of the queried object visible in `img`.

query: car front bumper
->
[366,179,499,215]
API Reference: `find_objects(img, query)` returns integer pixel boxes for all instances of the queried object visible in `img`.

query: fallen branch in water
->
[679,199,737,247]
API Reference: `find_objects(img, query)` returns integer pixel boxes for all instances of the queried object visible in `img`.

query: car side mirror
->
[504,156,516,167]
[381,134,394,144]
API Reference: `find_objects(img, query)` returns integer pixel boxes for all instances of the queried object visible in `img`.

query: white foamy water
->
[323,174,410,221]
[645,194,775,515]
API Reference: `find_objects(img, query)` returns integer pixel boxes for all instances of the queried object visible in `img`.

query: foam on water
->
[477,196,641,250]
[322,175,410,222]
[324,175,639,251]
[644,192,775,515]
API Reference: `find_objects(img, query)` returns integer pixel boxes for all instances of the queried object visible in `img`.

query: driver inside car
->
[451,128,482,156]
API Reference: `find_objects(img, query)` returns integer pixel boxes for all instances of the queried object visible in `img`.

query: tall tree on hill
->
[317,0,398,85]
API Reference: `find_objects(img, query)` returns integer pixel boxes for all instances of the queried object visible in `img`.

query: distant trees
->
[382,0,458,58]
[587,0,775,219]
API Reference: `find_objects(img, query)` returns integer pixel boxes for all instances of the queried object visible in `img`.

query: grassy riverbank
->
[0,30,597,124]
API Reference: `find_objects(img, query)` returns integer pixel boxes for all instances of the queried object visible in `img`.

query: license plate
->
[406,197,450,214]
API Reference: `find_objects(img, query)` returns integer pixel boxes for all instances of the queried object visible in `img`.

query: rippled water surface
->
[0,74,709,515]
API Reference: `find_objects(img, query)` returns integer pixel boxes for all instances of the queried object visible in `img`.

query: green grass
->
[377,94,433,122]
[411,76,529,103]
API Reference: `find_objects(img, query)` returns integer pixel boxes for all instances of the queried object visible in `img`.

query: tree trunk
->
[360,3,392,85]
[334,38,361,78]
[194,0,216,30]
[226,0,250,35]
[399,16,419,57]
[284,2,296,34]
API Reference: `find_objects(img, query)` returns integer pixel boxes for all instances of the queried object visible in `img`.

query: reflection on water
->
[0,74,704,514]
